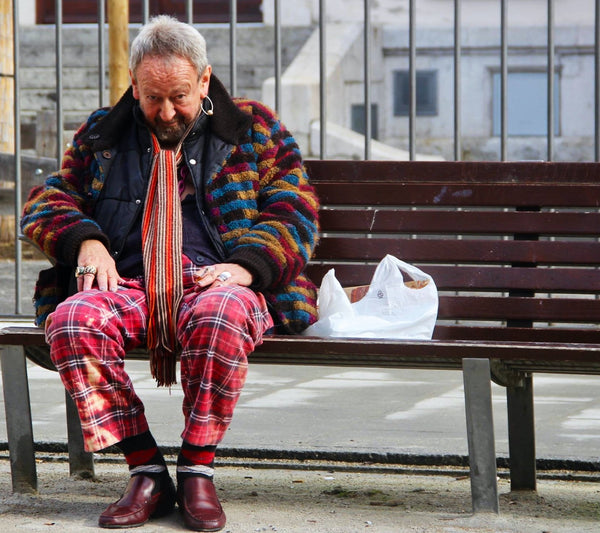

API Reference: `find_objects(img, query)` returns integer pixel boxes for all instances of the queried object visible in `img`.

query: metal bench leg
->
[462,358,499,514]
[507,375,536,491]
[0,345,37,493]
[65,390,95,479]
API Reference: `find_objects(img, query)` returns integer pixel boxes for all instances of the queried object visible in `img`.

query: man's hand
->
[76,239,123,292]
[193,263,253,289]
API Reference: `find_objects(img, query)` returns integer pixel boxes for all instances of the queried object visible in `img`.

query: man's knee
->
[48,295,102,332]
[187,286,256,325]
[46,291,127,349]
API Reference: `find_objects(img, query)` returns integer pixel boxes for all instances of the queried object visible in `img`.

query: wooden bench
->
[2,160,600,515]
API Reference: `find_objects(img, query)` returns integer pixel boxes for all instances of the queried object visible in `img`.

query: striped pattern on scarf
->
[141,133,184,386]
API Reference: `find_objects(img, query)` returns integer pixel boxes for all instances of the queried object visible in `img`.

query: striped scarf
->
[142,132,187,387]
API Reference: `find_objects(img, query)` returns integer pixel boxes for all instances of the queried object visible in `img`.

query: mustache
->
[154,116,185,128]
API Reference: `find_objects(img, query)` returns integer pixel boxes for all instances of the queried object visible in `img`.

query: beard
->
[152,116,188,146]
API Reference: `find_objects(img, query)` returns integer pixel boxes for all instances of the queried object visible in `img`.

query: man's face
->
[131,55,211,146]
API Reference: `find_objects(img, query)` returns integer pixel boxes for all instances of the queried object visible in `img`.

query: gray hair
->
[129,15,208,78]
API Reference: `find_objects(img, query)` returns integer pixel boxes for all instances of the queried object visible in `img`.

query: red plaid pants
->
[45,258,273,452]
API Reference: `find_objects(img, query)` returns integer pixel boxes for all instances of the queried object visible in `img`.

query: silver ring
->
[75,265,98,278]
[216,271,232,282]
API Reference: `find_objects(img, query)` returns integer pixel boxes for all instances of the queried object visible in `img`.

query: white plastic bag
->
[303,254,438,339]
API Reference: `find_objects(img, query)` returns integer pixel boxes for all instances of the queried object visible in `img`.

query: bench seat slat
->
[4,330,599,369]
[3,323,597,353]
[254,336,600,363]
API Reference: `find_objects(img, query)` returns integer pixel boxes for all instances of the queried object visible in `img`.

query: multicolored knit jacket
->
[21,74,320,333]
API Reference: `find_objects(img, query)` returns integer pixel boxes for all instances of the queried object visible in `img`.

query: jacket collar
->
[81,74,252,152]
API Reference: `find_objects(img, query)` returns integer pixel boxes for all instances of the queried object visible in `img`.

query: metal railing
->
[6,0,600,314]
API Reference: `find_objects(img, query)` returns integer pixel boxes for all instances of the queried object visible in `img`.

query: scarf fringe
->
[149,345,179,387]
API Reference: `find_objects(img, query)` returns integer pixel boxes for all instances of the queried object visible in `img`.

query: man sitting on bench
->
[20,15,319,532]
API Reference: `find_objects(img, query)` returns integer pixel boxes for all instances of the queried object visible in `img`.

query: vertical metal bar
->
[187,0,193,24]
[453,0,461,161]
[596,0,600,161]
[65,390,95,478]
[408,0,416,161]
[500,0,508,161]
[55,0,64,166]
[230,0,237,95]
[364,0,371,160]
[319,0,327,159]
[98,0,106,108]
[143,0,150,24]
[1,346,37,493]
[13,0,22,313]
[462,358,499,514]
[274,0,282,114]
[547,0,554,161]
[507,377,537,491]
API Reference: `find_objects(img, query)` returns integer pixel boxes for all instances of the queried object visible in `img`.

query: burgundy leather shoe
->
[177,477,226,532]
[98,473,176,528]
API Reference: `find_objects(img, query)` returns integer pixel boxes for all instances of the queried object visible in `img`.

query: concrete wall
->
[16,24,312,154]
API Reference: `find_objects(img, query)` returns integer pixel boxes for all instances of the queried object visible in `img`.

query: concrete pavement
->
[1,452,600,532]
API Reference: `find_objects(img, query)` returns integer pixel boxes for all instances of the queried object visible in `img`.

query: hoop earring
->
[201,95,214,116]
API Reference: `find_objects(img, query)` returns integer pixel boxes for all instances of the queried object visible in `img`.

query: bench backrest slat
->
[305,160,600,183]
[319,209,600,235]
[306,264,600,293]
[313,237,600,266]
[432,324,599,343]
[315,183,600,207]
[439,295,600,323]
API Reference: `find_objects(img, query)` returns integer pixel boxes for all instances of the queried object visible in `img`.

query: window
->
[351,104,379,140]
[492,71,560,136]
[393,70,438,116]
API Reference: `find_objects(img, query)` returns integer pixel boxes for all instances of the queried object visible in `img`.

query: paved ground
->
[2,453,600,533]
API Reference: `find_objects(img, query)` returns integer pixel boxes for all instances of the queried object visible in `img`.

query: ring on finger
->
[75,265,98,278]
[216,271,232,282]
[194,265,215,283]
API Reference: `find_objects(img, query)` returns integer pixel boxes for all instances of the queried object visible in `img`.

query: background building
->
[11,0,598,161]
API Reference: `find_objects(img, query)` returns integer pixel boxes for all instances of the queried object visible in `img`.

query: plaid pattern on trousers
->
[45,256,273,452]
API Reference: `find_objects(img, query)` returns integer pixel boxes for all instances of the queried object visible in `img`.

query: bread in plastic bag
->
[303,254,438,339]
